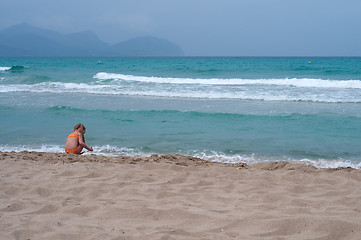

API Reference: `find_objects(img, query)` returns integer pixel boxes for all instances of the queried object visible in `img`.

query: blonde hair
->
[73,123,86,141]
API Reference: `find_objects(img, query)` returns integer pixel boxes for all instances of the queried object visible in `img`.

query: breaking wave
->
[94,72,361,89]
[1,144,360,169]
[1,73,361,103]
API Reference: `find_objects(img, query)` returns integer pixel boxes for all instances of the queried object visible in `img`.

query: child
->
[65,123,93,154]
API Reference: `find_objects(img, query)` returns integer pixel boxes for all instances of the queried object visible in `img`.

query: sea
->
[1,57,361,169]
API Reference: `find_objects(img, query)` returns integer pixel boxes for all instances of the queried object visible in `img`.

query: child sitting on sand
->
[65,123,93,154]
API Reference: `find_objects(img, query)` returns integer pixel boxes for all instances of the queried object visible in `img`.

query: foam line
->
[0,144,360,169]
[94,72,361,89]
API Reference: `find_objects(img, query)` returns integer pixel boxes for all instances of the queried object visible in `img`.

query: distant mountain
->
[0,23,184,57]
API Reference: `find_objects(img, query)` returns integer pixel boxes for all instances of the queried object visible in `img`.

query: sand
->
[0,151,360,240]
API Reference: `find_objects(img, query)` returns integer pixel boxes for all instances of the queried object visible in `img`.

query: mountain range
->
[0,23,184,57]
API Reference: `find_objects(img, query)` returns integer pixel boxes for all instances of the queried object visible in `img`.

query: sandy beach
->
[0,151,360,240]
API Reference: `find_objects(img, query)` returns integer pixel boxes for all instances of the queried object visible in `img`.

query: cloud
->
[95,12,156,33]
[1,0,361,55]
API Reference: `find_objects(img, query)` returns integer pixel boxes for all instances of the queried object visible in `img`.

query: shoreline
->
[1,150,361,171]
[1,151,361,239]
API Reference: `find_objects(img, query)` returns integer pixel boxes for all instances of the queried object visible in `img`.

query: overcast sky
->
[1,0,360,56]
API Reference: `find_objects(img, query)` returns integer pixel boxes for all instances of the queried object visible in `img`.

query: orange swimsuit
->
[65,132,80,154]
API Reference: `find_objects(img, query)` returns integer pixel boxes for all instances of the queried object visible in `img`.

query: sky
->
[1,0,360,56]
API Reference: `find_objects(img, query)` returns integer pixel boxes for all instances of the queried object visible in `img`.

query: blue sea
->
[1,57,361,169]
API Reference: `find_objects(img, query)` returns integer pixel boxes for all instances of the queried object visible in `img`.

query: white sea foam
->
[94,72,361,89]
[194,151,361,170]
[1,82,360,103]
[0,144,64,153]
[0,67,11,71]
[90,145,151,157]
[0,144,149,157]
[1,144,359,169]
[1,74,361,102]
[0,82,111,94]
[300,159,361,169]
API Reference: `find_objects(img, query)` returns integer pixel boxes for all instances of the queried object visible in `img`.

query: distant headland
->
[0,23,184,57]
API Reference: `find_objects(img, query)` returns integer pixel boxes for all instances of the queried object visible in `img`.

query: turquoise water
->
[1,57,361,168]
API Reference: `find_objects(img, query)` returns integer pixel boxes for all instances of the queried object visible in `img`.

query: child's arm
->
[79,134,93,151]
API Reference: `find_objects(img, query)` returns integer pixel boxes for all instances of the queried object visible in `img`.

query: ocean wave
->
[0,66,27,72]
[1,81,361,103]
[0,144,65,153]
[194,151,361,169]
[10,65,27,71]
[0,67,11,71]
[0,82,108,94]
[0,144,148,157]
[0,144,360,169]
[46,105,88,113]
[94,72,361,89]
